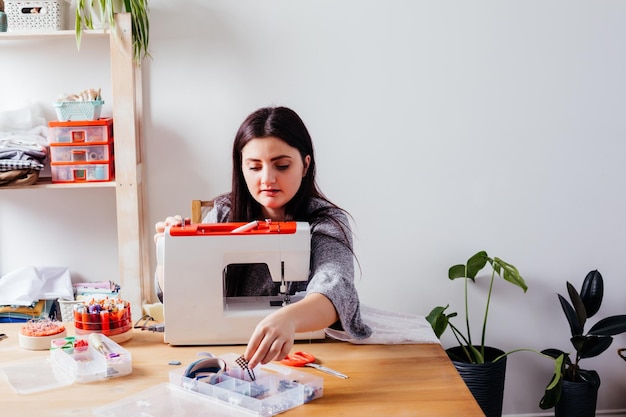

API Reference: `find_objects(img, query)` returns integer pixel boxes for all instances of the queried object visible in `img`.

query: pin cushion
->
[19,318,67,350]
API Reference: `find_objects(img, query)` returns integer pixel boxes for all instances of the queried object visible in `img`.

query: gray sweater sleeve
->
[305,209,371,339]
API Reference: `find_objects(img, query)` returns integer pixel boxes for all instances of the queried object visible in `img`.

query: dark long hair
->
[230,106,322,221]
[229,106,354,245]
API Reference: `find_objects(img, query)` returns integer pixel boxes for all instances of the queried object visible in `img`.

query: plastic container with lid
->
[50,334,132,383]
[48,118,113,144]
[168,353,323,416]
[1,334,132,394]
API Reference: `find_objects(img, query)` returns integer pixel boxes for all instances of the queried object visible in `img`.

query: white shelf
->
[0,29,108,40]
[0,15,148,320]
[0,30,113,191]
[2,179,116,189]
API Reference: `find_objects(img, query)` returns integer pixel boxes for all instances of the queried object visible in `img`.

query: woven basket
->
[5,0,69,32]
[57,299,82,322]
[54,100,104,121]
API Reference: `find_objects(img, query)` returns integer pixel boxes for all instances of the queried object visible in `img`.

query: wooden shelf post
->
[110,13,150,320]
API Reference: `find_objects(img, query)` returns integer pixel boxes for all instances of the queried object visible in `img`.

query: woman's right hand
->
[153,215,183,243]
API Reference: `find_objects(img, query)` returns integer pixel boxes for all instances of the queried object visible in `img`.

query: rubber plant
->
[539,270,626,409]
[426,250,528,364]
[74,0,150,64]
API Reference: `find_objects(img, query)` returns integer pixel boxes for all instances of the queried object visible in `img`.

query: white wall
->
[2,1,626,414]
[1,34,118,283]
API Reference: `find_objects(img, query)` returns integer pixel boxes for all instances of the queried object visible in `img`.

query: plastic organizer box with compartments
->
[1,333,131,395]
[167,353,324,417]
[49,118,113,144]
[48,118,115,184]
[91,353,323,417]
[5,0,69,32]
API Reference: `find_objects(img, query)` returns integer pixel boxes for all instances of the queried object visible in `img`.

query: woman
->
[155,106,371,368]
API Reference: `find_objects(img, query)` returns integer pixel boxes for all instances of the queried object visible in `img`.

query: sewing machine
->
[159,220,326,345]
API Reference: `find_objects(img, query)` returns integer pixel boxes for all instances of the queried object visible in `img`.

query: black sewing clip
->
[235,355,256,381]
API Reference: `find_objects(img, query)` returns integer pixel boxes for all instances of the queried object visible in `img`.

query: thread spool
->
[94,165,106,180]
[0,12,7,33]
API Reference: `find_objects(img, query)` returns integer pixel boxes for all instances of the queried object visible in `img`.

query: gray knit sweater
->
[204,194,372,340]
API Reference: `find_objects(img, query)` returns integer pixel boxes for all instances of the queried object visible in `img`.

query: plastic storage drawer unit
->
[48,118,115,184]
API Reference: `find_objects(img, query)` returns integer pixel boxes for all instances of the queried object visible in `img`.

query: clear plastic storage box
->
[168,353,323,417]
[50,162,114,183]
[0,334,131,395]
[50,143,114,163]
[48,118,113,144]
[50,335,132,383]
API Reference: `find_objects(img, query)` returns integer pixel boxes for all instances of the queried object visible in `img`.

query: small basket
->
[54,100,104,121]
[5,0,69,32]
[57,299,82,323]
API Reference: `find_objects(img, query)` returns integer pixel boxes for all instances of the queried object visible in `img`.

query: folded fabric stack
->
[0,300,57,323]
[0,133,49,186]
[74,281,121,302]
[0,103,49,186]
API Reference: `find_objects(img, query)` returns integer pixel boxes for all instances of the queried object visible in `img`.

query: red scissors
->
[280,351,348,379]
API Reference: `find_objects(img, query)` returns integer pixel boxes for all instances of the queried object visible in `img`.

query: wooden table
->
[0,323,483,416]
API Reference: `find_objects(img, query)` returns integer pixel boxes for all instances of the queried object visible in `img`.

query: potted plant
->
[539,270,626,417]
[426,250,528,417]
[74,0,150,64]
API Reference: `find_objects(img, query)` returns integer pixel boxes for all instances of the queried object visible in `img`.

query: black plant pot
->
[447,346,507,417]
[554,380,598,417]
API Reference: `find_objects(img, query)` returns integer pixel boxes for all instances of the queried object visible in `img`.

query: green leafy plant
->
[539,270,626,409]
[426,250,528,364]
[75,0,150,64]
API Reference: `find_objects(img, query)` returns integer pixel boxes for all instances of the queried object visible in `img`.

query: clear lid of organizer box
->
[1,358,74,394]
[93,383,257,417]
[0,334,131,394]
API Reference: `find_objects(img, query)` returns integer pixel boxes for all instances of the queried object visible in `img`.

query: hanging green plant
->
[75,0,150,65]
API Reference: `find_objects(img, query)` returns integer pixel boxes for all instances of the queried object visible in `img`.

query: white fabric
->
[0,127,48,149]
[325,305,441,345]
[0,266,73,306]
[0,103,49,149]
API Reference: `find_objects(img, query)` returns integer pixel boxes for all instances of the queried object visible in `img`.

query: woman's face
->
[241,136,310,221]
